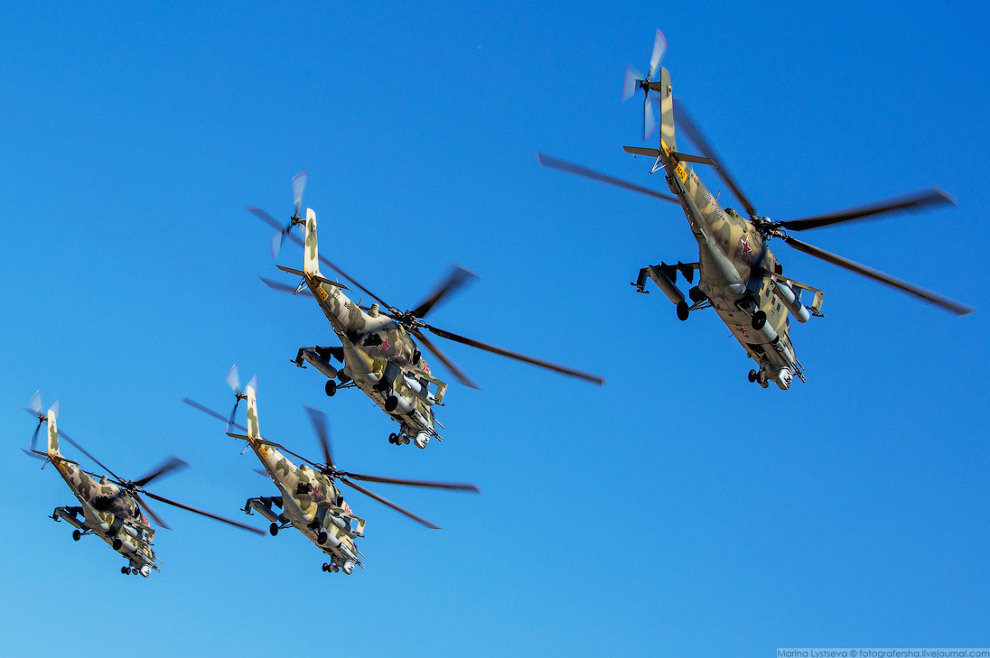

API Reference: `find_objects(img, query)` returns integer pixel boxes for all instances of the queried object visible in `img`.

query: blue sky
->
[1,2,988,656]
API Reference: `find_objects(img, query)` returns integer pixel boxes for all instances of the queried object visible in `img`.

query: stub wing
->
[770,273,825,316]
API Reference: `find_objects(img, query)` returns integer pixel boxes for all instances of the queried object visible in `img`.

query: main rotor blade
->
[259,276,314,298]
[141,490,265,535]
[411,328,478,389]
[304,406,334,471]
[783,235,974,315]
[316,256,398,314]
[777,188,957,231]
[132,491,171,530]
[249,437,325,471]
[339,477,441,529]
[181,398,248,433]
[132,456,189,488]
[342,471,479,492]
[674,104,759,218]
[536,153,679,204]
[57,430,124,483]
[426,326,605,385]
[409,265,478,319]
[246,206,286,233]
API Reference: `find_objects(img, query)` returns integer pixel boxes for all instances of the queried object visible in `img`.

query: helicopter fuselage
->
[657,138,802,389]
[296,264,443,447]
[241,432,364,574]
[49,458,157,575]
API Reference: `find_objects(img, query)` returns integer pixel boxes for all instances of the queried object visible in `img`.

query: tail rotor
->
[224,365,256,429]
[24,391,59,453]
[263,171,309,260]
[622,29,667,141]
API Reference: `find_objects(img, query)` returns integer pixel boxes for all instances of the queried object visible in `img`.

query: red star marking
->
[740,236,752,254]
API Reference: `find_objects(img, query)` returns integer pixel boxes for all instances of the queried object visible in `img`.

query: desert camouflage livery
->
[289,208,445,448]
[183,379,479,574]
[36,411,158,577]
[623,67,815,389]
[234,385,365,574]
[542,49,968,388]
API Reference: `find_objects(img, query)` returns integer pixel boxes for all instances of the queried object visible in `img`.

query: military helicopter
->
[22,393,262,576]
[182,372,480,574]
[247,174,603,447]
[537,31,973,389]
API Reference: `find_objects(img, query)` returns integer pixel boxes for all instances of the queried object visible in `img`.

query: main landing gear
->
[322,562,340,573]
[748,369,769,388]
[676,300,690,321]
[269,523,280,536]
[325,380,337,397]
[388,432,410,446]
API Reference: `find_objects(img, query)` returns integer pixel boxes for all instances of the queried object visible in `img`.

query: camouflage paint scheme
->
[39,412,158,576]
[236,385,365,574]
[289,208,445,448]
[630,67,823,390]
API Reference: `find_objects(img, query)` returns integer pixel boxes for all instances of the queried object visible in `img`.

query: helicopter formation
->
[20,29,973,577]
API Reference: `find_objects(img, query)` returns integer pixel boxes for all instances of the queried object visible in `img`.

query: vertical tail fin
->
[303,208,321,276]
[246,385,261,440]
[658,66,676,152]
[46,410,60,457]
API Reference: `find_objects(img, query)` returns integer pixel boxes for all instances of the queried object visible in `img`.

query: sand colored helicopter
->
[538,31,973,389]
[23,393,262,576]
[248,175,603,447]
[182,371,479,574]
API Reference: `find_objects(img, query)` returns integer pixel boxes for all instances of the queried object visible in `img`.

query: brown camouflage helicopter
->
[182,374,479,574]
[23,393,262,577]
[538,31,973,390]
[248,174,603,447]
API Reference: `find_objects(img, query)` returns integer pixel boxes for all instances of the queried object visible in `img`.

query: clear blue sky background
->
[1,2,988,656]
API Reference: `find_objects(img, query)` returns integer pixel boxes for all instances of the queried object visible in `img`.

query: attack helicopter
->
[538,31,973,390]
[22,393,262,577]
[182,372,480,574]
[247,174,603,448]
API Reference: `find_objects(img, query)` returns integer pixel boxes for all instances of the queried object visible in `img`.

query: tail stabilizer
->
[246,385,261,440]
[46,410,60,457]
[657,66,676,152]
[303,208,321,276]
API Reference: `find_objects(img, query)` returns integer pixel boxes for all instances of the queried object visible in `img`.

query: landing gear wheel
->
[325,380,337,397]
[322,563,329,572]
[752,310,767,330]
[121,566,130,575]
[317,531,328,545]
[269,523,279,536]
[388,433,397,445]
[748,369,758,383]
[676,300,690,321]
[757,371,769,389]
[112,537,122,551]
[72,529,81,541]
